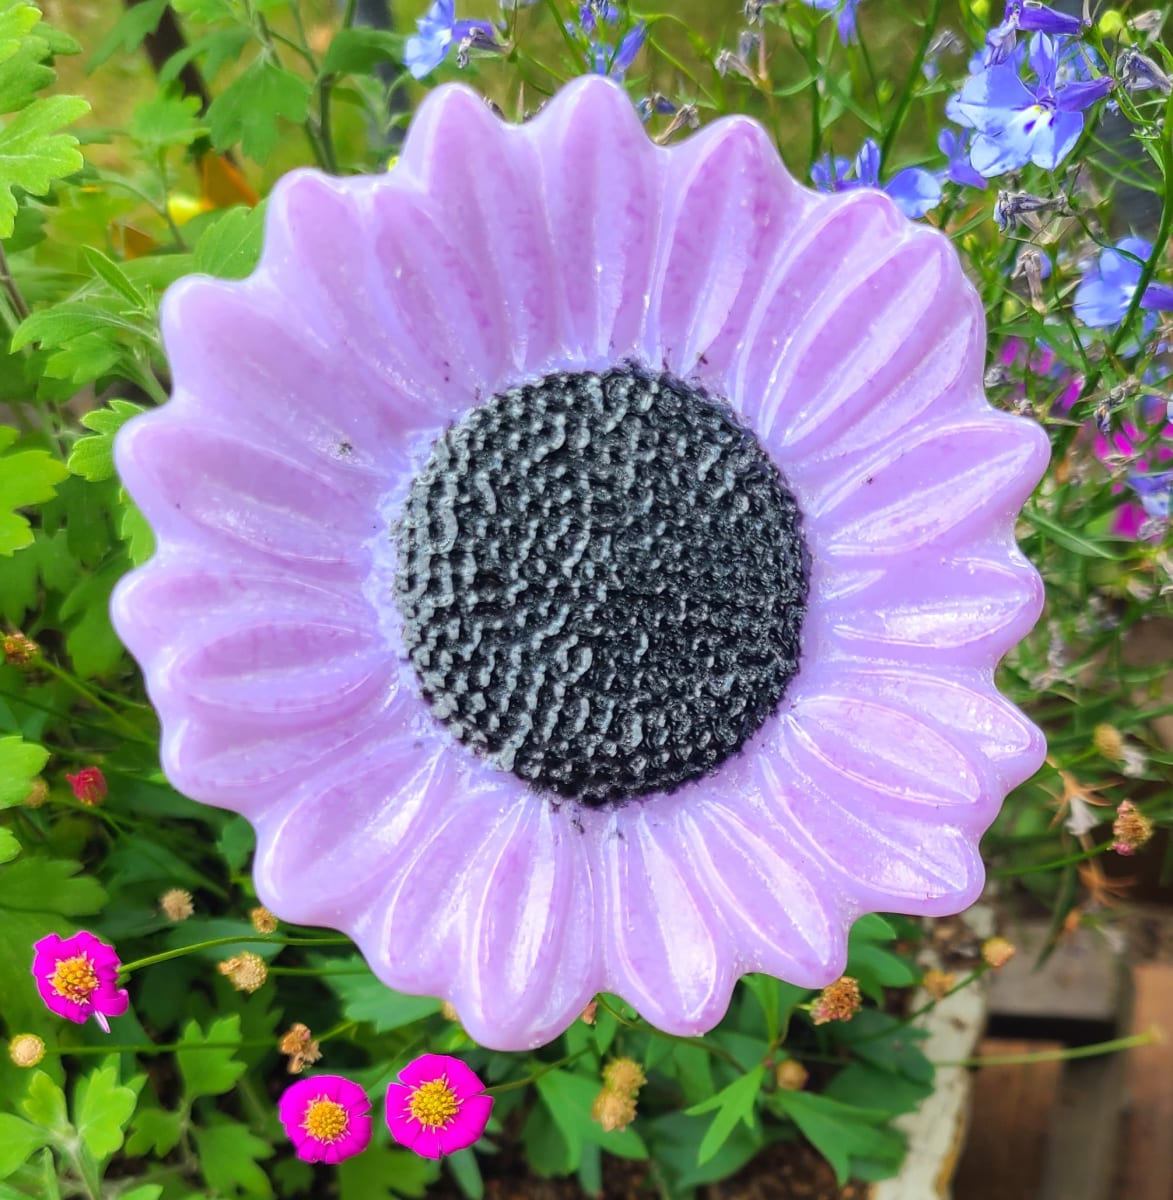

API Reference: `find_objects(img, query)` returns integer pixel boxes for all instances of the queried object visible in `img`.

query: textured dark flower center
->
[394,366,809,807]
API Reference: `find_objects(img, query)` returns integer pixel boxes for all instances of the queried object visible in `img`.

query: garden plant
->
[1,0,1172,1197]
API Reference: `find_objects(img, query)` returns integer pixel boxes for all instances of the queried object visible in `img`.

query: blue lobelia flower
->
[811,139,942,219]
[984,0,1084,67]
[404,0,497,80]
[938,128,988,189]
[1073,237,1173,328]
[801,0,860,46]
[949,34,1111,178]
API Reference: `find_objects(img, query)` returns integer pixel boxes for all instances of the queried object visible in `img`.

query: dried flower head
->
[775,1058,808,1091]
[23,778,48,808]
[1112,800,1154,856]
[279,1075,372,1163]
[31,931,129,1032]
[65,767,107,807]
[9,1034,45,1067]
[591,1086,637,1133]
[921,968,957,1001]
[982,936,1017,969]
[249,906,278,934]
[602,1057,646,1097]
[385,1054,493,1158]
[160,888,194,922]
[2,632,38,668]
[810,976,862,1025]
[218,951,268,993]
[279,1023,323,1074]
[440,1000,460,1022]
[1094,723,1125,762]
[579,1000,598,1025]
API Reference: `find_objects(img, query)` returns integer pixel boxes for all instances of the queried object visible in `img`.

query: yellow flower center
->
[409,1077,460,1128]
[50,955,99,1004]
[302,1098,349,1143]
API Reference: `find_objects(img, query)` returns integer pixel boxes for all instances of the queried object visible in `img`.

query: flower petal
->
[649,115,805,381]
[396,85,561,375]
[601,807,731,1035]
[528,75,660,364]
[438,1095,493,1154]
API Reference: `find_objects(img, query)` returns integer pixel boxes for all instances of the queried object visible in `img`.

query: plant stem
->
[936,1027,1161,1068]
[119,933,351,975]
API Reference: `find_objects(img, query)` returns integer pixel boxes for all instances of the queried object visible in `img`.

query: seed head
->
[249,906,278,934]
[775,1059,808,1091]
[1112,800,1154,856]
[218,951,268,993]
[602,1057,646,1097]
[810,976,862,1025]
[440,1000,460,1022]
[278,1023,322,1073]
[1094,723,1125,762]
[24,778,48,808]
[160,888,194,923]
[2,632,39,668]
[591,1087,637,1133]
[921,969,957,1001]
[982,936,1016,969]
[9,1034,45,1067]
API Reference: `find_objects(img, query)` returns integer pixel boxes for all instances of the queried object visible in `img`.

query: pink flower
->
[278,1075,372,1164]
[385,1054,493,1159]
[1093,400,1172,538]
[65,767,107,806]
[31,931,129,1032]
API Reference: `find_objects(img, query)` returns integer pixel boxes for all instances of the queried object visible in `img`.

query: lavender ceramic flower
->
[113,77,1048,1051]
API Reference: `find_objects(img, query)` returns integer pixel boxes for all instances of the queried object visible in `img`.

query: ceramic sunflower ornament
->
[113,76,1048,1051]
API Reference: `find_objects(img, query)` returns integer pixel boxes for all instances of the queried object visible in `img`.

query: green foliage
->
[0,735,47,808]
[207,58,311,163]
[177,1013,246,1098]
[67,399,145,482]
[0,95,88,236]
[0,428,68,554]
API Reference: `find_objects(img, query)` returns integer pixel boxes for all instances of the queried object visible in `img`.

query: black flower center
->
[394,366,809,807]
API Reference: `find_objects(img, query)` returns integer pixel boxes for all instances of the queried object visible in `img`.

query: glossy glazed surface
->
[113,76,1049,1050]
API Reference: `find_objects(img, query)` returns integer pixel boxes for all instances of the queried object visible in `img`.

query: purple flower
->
[1073,237,1173,327]
[950,34,1112,177]
[802,0,860,45]
[812,139,942,219]
[984,0,1084,67]
[578,0,619,33]
[115,78,1047,1051]
[592,22,646,78]
[939,128,987,189]
[404,0,496,80]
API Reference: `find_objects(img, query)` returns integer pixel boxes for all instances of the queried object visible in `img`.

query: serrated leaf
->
[0,735,48,809]
[0,39,54,116]
[73,1062,137,1160]
[0,427,68,555]
[81,246,147,308]
[88,0,168,70]
[60,560,126,678]
[207,58,310,163]
[316,955,441,1032]
[20,1072,68,1135]
[0,828,20,862]
[119,492,155,564]
[0,857,106,915]
[685,1065,764,1166]
[338,1144,438,1200]
[0,1115,45,1178]
[0,94,89,237]
[171,0,235,21]
[192,1120,273,1199]
[0,3,40,61]
[12,300,146,353]
[534,1069,648,1161]
[774,1090,902,1186]
[130,91,205,149]
[321,26,403,76]
[67,400,145,482]
[177,1015,246,1099]
[192,201,266,279]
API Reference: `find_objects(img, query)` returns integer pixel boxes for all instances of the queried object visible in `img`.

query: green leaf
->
[125,1107,183,1158]
[67,400,145,483]
[0,427,68,555]
[88,0,168,70]
[445,1149,483,1200]
[118,494,154,565]
[825,1062,934,1117]
[1022,507,1121,560]
[129,91,205,149]
[0,734,48,809]
[73,1062,137,1160]
[0,1115,45,1178]
[774,1090,899,1186]
[170,0,236,22]
[60,560,127,678]
[207,59,311,163]
[534,1069,647,1160]
[118,1188,163,1200]
[0,857,106,915]
[0,4,40,62]
[0,94,89,237]
[177,1014,246,1099]
[20,1072,68,1136]
[321,26,403,76]
[849,913,898,942]
[192,201,267,279]
[192,1120,273,1199]
[81,246,147,308]
[317,955,442,1033]
[684,1065,764,1166]
[338,1143,438,1200]
[0,828,20,862]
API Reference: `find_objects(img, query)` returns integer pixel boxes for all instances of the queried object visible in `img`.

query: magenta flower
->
[65,766,107,806]
[278,1075,372,1164]
[31,931,128,1032]
[1093,400,1173,538]
[113,78,1047,1050]
[385,1054,493,1159]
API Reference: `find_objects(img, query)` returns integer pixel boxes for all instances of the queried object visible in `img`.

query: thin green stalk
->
[34,658,154,745]
[485,1047,593,1095]
[880,0,943,163]
[119,933,351,975]
[936,1027,1160,1069]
